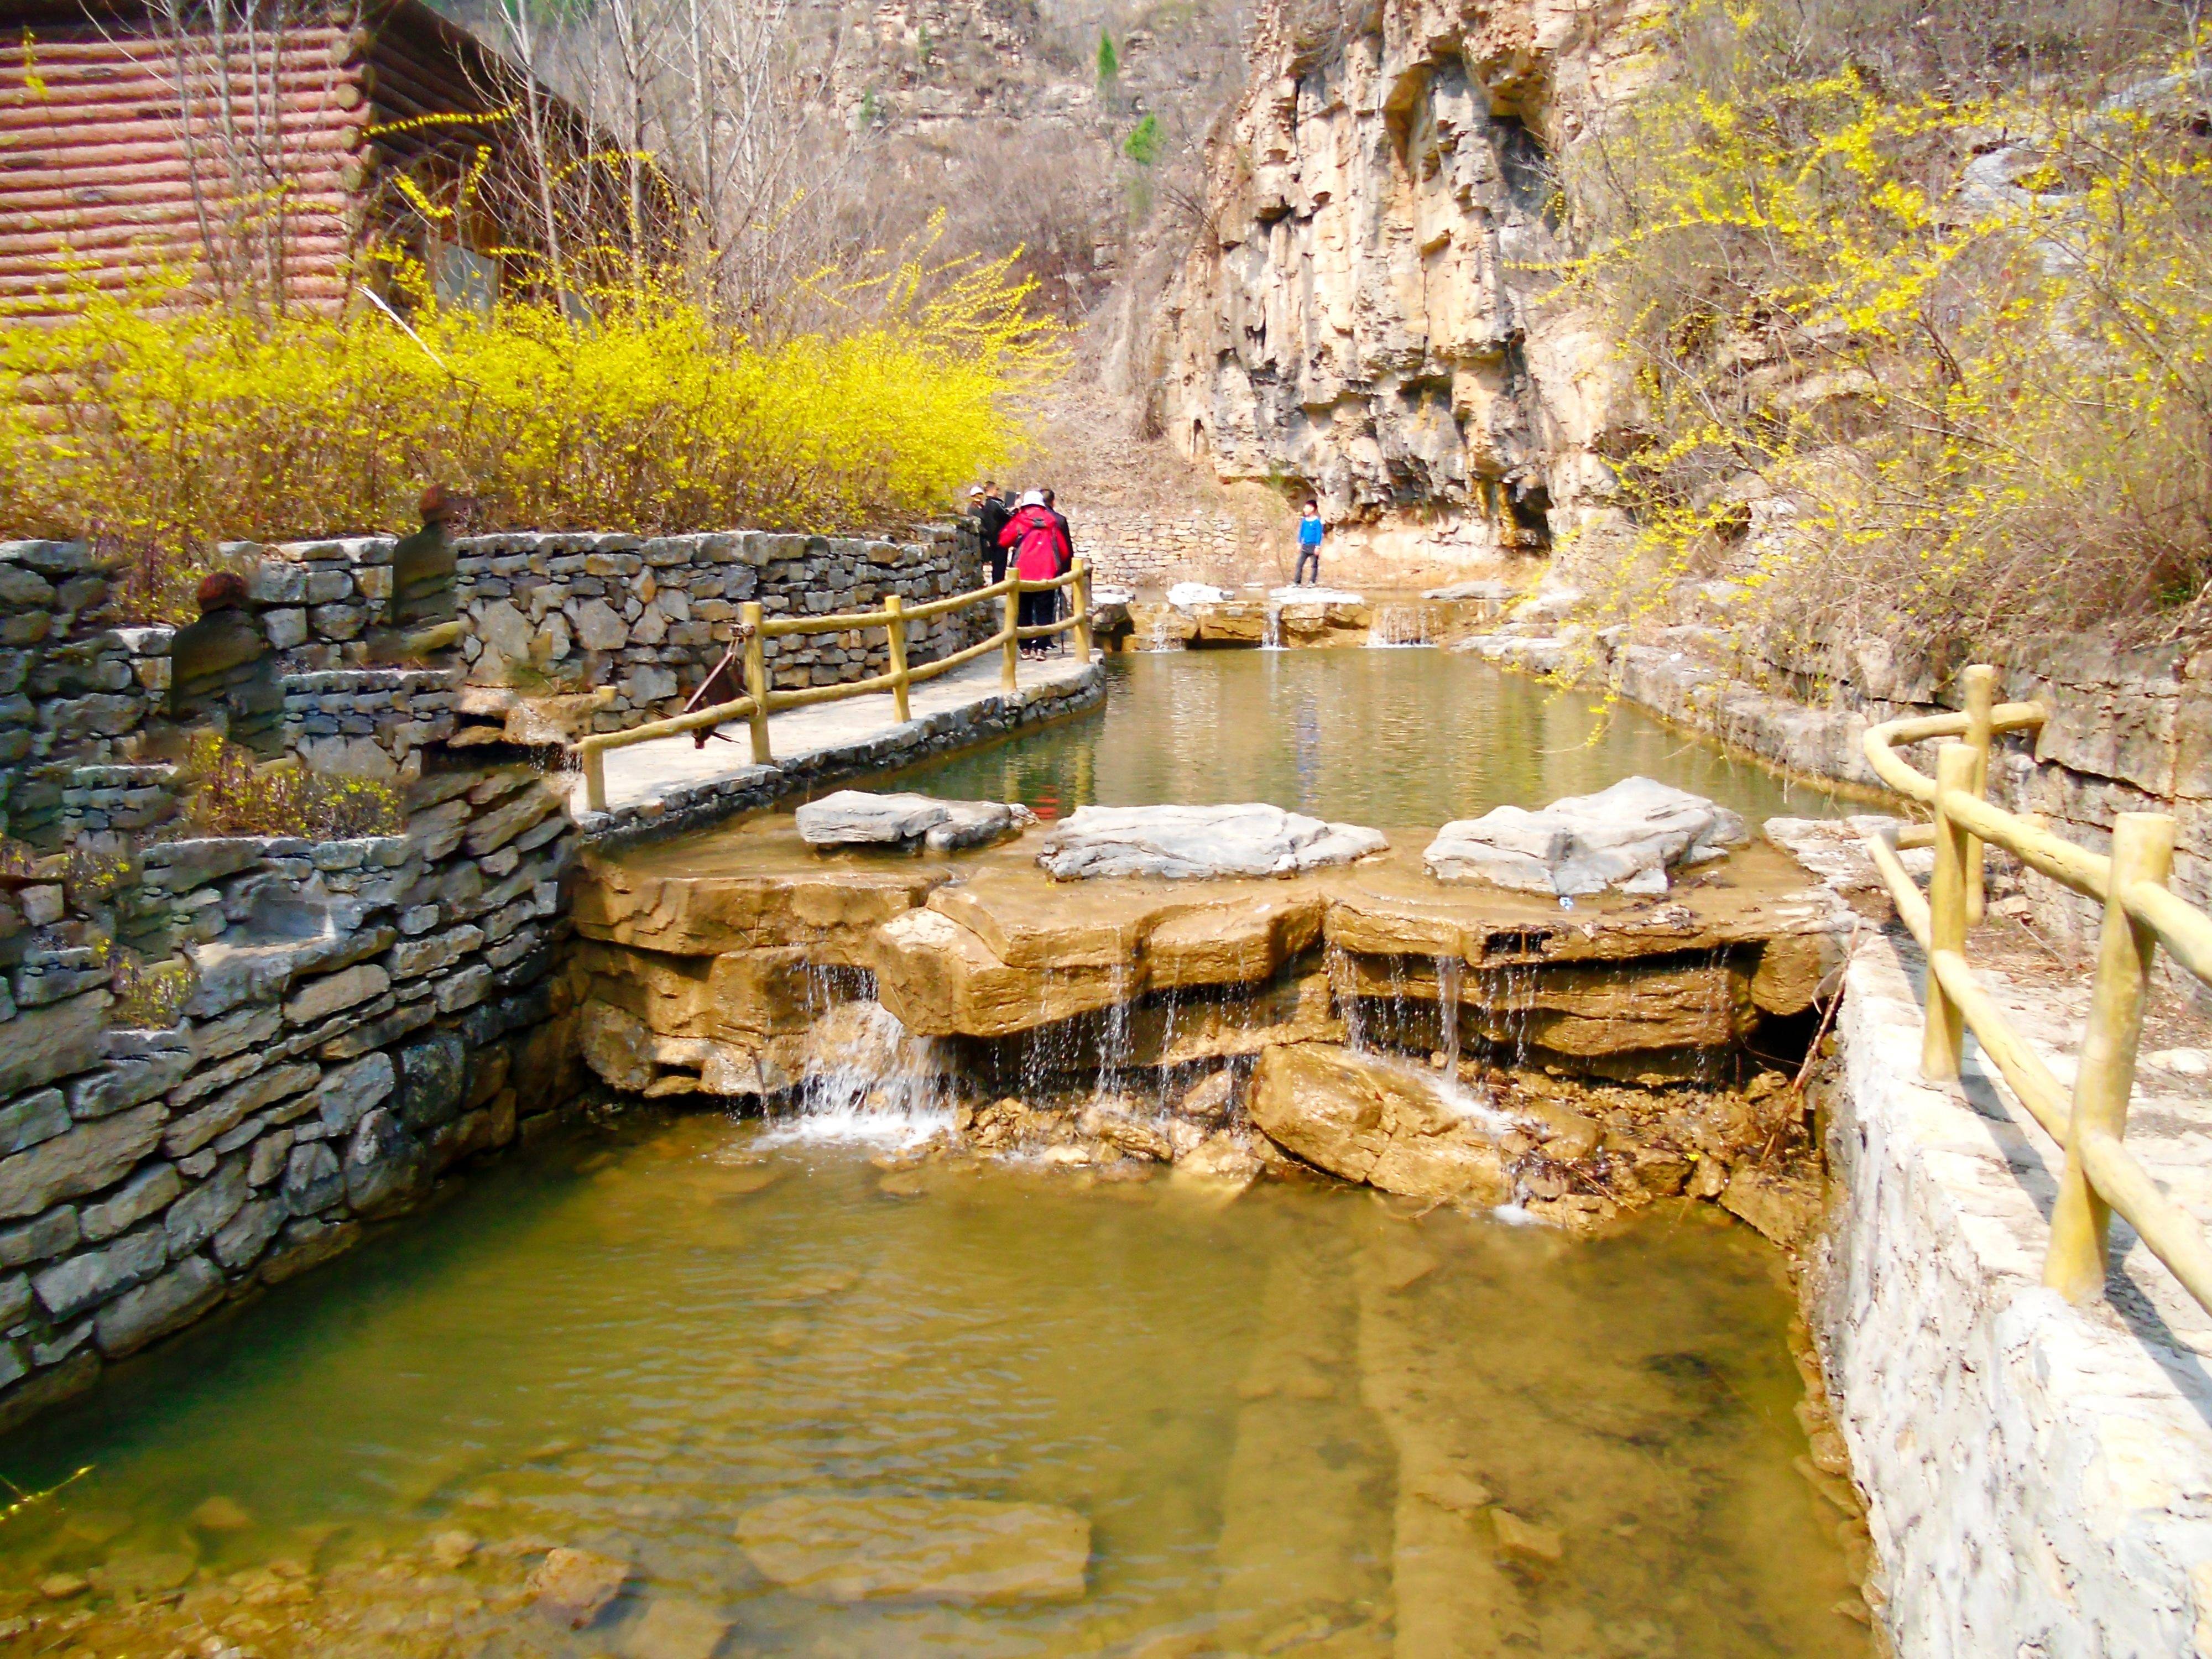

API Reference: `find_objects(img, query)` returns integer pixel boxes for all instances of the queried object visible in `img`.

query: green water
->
[0,1116,1867,1658]
[0,651,1870,1656]
[891,650,1844,826]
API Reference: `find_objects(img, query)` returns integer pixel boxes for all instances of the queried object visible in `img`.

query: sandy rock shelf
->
[568,808,1850,1085]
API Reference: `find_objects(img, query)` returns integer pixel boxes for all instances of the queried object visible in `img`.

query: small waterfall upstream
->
[1260,601,1283,651]
[1366,604,1434,648]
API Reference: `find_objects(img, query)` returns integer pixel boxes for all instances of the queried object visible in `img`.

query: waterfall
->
[1260,601,1283,651]
[761,1001,955,1147]
[1434,956,1463,1076]
[1366,604,1433,649]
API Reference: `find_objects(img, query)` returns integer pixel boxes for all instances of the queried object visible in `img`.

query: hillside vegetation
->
[1561,0,2212,681]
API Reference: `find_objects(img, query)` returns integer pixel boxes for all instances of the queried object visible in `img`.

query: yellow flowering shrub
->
[0,253,1059,622]
[1556,2,2212,679]
[176,733,404,839]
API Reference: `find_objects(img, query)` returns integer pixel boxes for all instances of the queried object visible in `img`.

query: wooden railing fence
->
[574,562,1093,813]
[1861,664,2212,1312]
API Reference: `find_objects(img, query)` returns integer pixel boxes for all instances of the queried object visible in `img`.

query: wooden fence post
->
[1962,664,1997,926]
[742,602,771,764]
[1003,576,1021,691]
[885,593,911,723]
[1072,560,1093,664]
[1922,742,1975,1079]
[582,740,607,815]
[2044,811,2175,1302]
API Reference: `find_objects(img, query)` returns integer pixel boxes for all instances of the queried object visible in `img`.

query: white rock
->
[1165,582,1230,608]
[1425,777,1747,896]
[1037,804,1387,880]
[1266,585,1364,604]
[795,790,1029,852]
[1507,583,1585,623]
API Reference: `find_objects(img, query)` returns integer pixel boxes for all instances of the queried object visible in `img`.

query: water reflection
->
[894,651,1843,826]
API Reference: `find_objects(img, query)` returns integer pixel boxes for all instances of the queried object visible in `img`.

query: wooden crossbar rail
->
[1859,671,2212,1314]
[572,560,1094,813]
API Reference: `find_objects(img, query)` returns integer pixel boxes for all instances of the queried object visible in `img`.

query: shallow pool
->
[0,1114,1866,1657]
[890,649,1844,827]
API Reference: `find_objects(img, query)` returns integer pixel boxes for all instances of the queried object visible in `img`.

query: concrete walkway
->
[573,652,1102,845]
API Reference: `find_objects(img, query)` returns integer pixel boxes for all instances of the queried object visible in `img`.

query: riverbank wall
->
[0,516,1003,1430]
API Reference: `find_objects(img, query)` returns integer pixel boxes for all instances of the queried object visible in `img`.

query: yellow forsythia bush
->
[176,733,404,839]
[1,256,1058,620]
[1557,4,2212,667]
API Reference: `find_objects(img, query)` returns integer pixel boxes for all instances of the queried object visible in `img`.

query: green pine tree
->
[1122,112,1160,165]
[1097,32,1119,84]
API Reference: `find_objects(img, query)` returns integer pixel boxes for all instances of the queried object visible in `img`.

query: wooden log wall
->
[0,0,603,319]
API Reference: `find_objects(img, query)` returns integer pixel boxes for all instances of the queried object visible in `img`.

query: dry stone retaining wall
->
[1076,510,1244,589]
[0,764,582,1431]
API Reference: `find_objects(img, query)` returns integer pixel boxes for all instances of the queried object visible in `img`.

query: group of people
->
[969,482,1074,661]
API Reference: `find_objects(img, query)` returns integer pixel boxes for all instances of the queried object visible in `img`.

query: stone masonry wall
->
[1077,510,1244,589]
[0,764,582,1432]
[1581,628,2212,969]
[447,526,990,729]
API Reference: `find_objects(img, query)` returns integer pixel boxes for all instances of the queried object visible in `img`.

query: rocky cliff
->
[1155,0,1652,567]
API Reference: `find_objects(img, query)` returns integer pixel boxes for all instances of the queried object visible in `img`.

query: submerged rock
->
[528,1546,628,1628]
[619,1595,731,1659]
[795,790,1031,853]
[1038,804,1387,880]
[734,1494,1090,1602]
[1246,1045,1512,1204]
[1425,776,1747,896]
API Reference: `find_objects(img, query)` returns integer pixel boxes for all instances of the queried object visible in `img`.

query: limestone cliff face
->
[1157,0,1653,562]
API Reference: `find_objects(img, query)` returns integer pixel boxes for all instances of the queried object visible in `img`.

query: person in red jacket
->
[998,491,1071,659]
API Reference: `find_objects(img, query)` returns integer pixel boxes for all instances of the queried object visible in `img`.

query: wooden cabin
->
[0,0,625,317]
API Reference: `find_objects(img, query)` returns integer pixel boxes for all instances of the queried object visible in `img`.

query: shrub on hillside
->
[1558,1,2212,677]
[0,253,1059,622]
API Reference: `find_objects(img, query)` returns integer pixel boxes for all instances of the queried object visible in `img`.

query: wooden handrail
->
[573,560,1095,812]
[1860,677,2212,1315]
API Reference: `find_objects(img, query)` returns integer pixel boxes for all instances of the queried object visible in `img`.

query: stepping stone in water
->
[1425,776,1747,896]
[735,1494,1091,1602]
[528,1546,629,1628]
[795,791,1029,852]
[1038,804,1386,880]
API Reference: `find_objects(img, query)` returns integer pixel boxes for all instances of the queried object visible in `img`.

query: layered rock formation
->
[1154,0,1650,565]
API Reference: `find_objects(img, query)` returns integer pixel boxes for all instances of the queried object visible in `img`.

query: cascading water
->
[1435,955,1464,1075]
[1260,601,1283,651]
[1367,604,1433,648]
[1093,961,1135,1097]
[762,1000,956,1147]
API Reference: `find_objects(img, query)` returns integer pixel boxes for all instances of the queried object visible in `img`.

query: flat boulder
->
[795,790,1030,853]
[1424,776,1746,896]
[735,1494,1089,1603]
[1246,1044,1511,1204]
[529,1547,629,1628]
[1165,582,1230,608]
[1038,804,1386,880]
